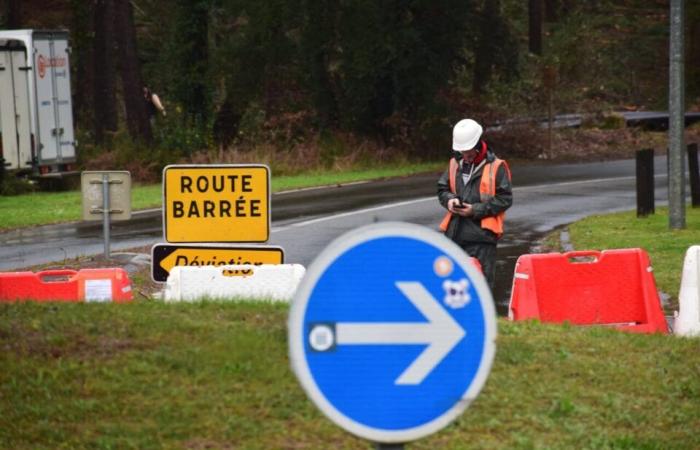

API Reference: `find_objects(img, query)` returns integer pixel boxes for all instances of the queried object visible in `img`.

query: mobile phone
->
[455,198,464,207]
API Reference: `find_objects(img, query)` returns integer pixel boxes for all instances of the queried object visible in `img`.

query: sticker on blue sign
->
[288,222,497,444]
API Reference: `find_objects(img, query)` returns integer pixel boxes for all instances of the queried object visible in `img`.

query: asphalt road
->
[0,155,675,313]
[269,156,672,313]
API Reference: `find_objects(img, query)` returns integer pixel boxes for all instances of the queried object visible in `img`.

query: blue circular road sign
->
[288,222,497,443]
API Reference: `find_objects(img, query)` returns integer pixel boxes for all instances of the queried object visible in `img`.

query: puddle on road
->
[492,230,549,316]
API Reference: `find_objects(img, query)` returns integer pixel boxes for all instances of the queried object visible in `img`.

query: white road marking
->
[272,174,666,232]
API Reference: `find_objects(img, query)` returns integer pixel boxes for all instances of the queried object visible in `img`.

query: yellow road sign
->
[163,165,270,242]
[151,243,284,282]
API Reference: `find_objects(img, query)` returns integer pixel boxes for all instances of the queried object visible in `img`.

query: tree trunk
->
[114,0,152,142]
[529,0,543,55]
[544,0,557,22]
[6,0,21,28]
[172,0,209,123]
[473,0,500,95]
[93,0,118,144]
[303,0,339,127]
[690,11,700,103]
[71,0,94,129]
[212,94,241,149]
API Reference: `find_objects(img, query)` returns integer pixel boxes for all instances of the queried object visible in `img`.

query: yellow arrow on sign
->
[152,244,284,282]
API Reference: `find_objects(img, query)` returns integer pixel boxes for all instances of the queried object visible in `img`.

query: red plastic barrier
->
[471,257,482,273]
[0,268,133,303]
[508,249,668,334]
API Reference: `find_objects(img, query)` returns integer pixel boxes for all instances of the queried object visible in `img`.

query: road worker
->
[437,118,513,290]
[143,86,166,122]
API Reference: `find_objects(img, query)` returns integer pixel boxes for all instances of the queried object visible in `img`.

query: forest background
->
[2,0,700,185]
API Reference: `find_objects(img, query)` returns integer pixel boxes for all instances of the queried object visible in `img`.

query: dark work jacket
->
[436,150,513,245]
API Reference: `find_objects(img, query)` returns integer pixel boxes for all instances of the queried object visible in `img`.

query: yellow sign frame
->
[163,164,270,243]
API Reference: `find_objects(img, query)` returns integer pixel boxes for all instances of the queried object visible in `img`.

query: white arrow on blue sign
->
[288,222,497,444]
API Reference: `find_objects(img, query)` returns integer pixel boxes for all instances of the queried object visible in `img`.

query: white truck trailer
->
[0,29,77,178]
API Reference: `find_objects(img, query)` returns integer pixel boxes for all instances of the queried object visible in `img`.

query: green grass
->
[562,207,700,305]
[270,162,443,192]
[1,301,698,449]
[0,162,442,231]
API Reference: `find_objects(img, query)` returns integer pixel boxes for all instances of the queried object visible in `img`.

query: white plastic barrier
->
[164,264,306,303]
[673,246,700,337]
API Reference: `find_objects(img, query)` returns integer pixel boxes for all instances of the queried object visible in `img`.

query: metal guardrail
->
[486,111,700,132]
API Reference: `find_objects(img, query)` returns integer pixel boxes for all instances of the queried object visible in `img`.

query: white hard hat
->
[452,119,483,151]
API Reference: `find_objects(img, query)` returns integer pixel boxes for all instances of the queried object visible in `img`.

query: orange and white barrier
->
[0,268,133,303]
[164,264,305,302]
[673,246,700,337]
[509,249,668,334]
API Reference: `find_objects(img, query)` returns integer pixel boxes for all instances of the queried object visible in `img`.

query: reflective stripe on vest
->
[439,157,510,237]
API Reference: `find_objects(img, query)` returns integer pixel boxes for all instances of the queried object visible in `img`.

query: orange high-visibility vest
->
[439,157,510,237]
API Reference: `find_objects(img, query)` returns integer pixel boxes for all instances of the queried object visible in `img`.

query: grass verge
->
[1,301,698,449]
[546,207,700,309]
[0,162,443,231]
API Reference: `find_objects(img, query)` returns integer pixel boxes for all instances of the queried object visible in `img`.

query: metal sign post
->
[81,171,132,259]
[101,173,111,257]
[668,0,685,229]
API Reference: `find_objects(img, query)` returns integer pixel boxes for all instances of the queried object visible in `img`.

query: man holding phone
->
[437,118,513,291]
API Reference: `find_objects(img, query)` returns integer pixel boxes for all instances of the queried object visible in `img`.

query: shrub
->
[0,175,37,196]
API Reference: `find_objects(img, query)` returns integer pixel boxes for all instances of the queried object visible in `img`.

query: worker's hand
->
[448,198,473,217]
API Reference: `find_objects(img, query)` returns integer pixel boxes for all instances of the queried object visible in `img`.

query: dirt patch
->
[183,438,237,450]
[2,325,152,360]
